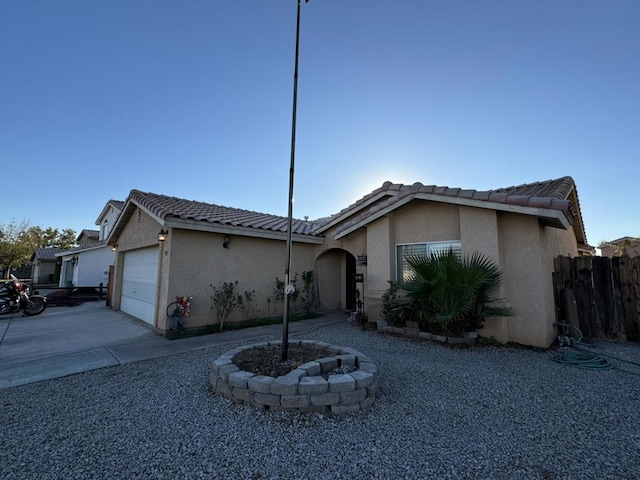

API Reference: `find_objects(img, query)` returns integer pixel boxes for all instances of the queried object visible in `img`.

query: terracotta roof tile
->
[488,192,509,203]
[458,189,475,199]
[527,197,553,208]
[333,177,585,241]
[129,190,320,236]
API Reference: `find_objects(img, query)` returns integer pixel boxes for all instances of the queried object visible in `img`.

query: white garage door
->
[121,247,159,325]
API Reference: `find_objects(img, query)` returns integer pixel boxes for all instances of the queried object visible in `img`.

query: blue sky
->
[2,0,638,247]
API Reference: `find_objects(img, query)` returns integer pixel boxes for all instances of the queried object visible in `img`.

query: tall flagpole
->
[282,0,306,361]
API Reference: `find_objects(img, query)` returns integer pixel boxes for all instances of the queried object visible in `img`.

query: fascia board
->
[54,245,109,257]
[334,195,415,239]
[334,193,571,240]
[166,218,324,245]
[94,201,121,225]
[314,191,395,234]
[106,198,164,246]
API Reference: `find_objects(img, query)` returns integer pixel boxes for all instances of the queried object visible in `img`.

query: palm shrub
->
[399,249,513,335]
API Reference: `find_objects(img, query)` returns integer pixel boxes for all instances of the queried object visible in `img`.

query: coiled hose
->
[550,323,639,371]
[550,346,613,370]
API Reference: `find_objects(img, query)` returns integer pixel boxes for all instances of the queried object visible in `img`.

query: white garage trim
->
[121,247,159,325]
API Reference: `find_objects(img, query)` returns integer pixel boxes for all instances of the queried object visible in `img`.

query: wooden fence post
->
[553,255,640,343]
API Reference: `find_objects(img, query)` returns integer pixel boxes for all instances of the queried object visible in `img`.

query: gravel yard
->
[1,321,639,480]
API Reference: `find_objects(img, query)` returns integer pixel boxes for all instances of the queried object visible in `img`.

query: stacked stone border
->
[376,320,477,345]
[209,340,378,414]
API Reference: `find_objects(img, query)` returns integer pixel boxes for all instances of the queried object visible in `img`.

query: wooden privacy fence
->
[553,256,640,342]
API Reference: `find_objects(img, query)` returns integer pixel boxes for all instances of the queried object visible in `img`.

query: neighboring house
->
[107,176,591,348]
[30,247,63,284]
[56,200,124,288]
[599,237,640,258]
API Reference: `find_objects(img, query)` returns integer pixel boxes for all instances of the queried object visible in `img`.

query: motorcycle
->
[0,275,47,316]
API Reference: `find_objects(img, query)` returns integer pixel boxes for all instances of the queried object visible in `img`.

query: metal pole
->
[282,0,303,361]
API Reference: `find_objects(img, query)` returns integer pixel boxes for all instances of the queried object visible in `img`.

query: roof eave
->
[95,200,123,225]
[334,193,572,240]
[314,191,396,234]
[107,196,165,246]
[165,218,324,245]
[55,244,110,257]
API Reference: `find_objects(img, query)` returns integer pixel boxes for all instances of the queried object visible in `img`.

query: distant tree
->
[0,219,77,278]
[21,226,77,249]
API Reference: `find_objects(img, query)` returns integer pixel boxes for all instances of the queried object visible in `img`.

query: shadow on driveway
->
[0,302,347,390]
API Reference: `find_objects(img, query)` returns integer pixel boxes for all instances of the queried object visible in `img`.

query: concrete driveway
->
[0,301,345,390]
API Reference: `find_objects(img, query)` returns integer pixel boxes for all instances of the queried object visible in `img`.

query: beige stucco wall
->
[393,202,461,245]
[112,208,316,331]
[323,200,580,347]
[600,242,640,258]
[316,250,344,311]
[113,199,580,346]
[162,229,316,330]
[314,229,366,313]
[319,202,465,322]
[476,211,578,347]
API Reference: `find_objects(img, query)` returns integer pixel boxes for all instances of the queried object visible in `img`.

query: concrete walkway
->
[0,302,345,390]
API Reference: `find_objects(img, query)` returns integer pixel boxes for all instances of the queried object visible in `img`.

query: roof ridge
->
[332,176,582,239]
[128,190,321,236]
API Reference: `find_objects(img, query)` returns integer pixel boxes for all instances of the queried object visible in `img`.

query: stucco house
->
[107,176,591,348]
[599,236,640,258]
[30,247,63,284]
[56,200,123,288]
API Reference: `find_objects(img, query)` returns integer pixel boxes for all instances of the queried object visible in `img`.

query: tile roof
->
[328,176,588,246]
[607,236,640,245]
[109,200,124,211]
[79,229,100,240]
[32,247,62,261]
[129,190,321,236]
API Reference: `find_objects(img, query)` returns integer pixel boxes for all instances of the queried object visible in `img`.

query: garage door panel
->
[121,279,156,303]
[121,247,158,325]
[123,266,158,282]
[120,296,155,326]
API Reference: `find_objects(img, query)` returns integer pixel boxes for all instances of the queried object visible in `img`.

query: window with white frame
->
[396,240,462,282]
[100,222,109,242]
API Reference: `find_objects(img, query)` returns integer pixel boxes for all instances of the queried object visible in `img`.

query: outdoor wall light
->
[223,235,230,249]
[158,229,168,242]
[111,244,118,252]
[71,256,79,266]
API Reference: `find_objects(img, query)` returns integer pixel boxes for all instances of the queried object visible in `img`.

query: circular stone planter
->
[209,340,378,414]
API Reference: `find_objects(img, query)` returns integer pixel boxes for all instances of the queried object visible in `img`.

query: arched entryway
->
[315,248,357,312]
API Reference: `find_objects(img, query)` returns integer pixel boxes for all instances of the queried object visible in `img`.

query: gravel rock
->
[1,322,639,479]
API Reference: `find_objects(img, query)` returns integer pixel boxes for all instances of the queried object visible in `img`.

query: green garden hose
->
[550,347,612,370]
[551,323,640,372]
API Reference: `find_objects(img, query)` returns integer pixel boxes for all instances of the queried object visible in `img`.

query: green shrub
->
[380,280,405,327]
[210,281,239,332]
[400,249,513,335]
[300,270,317,318]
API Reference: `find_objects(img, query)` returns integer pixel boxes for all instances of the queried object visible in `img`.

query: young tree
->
[0,220,77,277]
[0,220,34,277]
[210,281,239,332]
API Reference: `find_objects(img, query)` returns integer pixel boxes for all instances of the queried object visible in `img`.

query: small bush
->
[381,280,405,327]
[210,281,239,332]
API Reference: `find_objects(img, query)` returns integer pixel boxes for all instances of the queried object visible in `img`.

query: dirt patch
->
[233,344,331,377]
